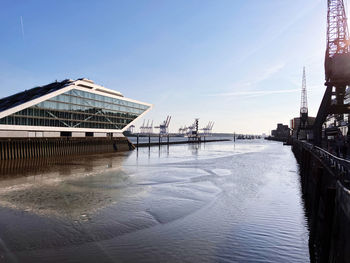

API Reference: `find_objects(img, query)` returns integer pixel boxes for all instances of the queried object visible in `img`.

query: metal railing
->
[297,140,350,181]
[313,146,350,179]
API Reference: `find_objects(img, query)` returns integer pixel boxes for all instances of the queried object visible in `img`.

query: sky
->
[0,0,335,134]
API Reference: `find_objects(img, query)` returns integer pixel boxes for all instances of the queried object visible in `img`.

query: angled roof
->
[0,79,73,112]
[0,78,153,133]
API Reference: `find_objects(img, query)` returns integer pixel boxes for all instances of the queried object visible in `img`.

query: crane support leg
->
[313,86,333,146]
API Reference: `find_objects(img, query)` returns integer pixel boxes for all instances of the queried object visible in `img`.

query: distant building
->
[290,116,316,139]
[322,87,350,136]
[271,123,290,140]
[0,78,152,138]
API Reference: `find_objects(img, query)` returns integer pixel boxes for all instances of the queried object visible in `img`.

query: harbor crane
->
[187,118,199,137]
[140,119,153,134]
[297,67,309,139]
[139,120,146,133]
[201,121,215,136]
[178,126,188,135]
[155,116,171,135]
[314,0,350,145]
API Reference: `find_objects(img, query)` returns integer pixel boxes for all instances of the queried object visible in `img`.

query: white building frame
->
[0,79,152,137]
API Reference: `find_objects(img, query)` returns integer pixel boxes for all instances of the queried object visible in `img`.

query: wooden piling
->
[0,137,134,161]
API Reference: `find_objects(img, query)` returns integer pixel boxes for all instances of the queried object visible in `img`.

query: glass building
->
[0,78,152,137]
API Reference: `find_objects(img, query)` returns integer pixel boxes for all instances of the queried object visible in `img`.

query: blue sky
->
[0,0,331,134]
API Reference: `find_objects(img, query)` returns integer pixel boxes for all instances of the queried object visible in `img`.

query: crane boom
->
[326,0,350,58]
[300,67,308,115]
[325,0,350,82]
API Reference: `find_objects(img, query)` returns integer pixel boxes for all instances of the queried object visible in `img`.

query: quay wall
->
[265,136,287,142]
[0,137,134,161]
[292,140,350,262]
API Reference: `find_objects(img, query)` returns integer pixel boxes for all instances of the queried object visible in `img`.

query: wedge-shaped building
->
[0,78,152,137]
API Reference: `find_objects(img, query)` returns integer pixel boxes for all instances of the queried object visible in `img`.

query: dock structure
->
[134,136,230,148]
[0,137,134,161]
[292,139,350,262]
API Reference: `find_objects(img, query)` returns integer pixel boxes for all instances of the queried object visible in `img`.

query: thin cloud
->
[206,62,287,98]
[230,62,286,89]
[208,88,299,97]
[20,16,24,39]
[258,63,285,83]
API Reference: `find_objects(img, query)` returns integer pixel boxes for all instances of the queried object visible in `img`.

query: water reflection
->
[189,143,201,156]
[298,164,334,263]
[135,145,171,160]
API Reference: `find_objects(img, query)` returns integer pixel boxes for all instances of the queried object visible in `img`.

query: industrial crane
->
[140,119,153,134]
[155,116,171,135]
[139,120,146,133]
[201,121,215,136]
[314,0,350,145]
[297,67,309,139]
[178,126,187,135]
[186,119,199,137]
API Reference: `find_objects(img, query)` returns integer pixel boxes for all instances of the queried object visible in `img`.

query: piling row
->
[0,137,133,161]
[292,140,350,262]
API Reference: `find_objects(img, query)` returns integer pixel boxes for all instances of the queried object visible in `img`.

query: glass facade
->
[0,89,149,130]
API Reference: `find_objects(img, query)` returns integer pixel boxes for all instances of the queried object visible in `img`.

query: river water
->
[0,140,310,262]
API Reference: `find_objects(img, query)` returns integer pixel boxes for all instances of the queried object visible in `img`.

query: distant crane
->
[297,67,309,139]
[140,119,153,134]
[155,116,171,135]
[178,126,187,135]
[201,121,215,136]
[139,120,146,134]
[314,0,350,145]
[186,118,199,137]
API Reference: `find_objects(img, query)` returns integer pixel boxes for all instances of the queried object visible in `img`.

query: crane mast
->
[325,0,350,82]
[297,67,309,139]
[300,67,308,117]
[314,0,350,145]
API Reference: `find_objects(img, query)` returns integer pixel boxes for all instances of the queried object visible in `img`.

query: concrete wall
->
[0,131,124,138]
[94,133,107,137]
[43,132,60,137]
[28,132,43,137]
[72,132,85,137]
[0,131,125,138]
[0,131,28,137]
